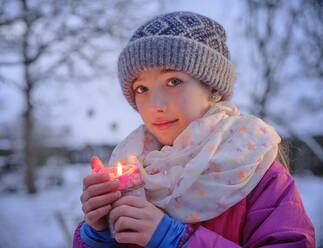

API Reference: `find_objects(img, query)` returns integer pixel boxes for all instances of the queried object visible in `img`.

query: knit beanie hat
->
[117,11,237,111]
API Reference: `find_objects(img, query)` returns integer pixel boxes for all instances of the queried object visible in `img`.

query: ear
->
[210,90,223,103]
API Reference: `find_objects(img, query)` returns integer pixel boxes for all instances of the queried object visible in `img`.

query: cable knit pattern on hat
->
[118,11,237,111]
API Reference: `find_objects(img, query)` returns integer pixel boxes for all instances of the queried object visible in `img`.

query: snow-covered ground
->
[0,164,322,248]
[294,173,323,246]
[0,164,90,248]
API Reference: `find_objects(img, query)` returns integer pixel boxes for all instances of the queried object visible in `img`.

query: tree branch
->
[0,74,24,91]
[0,61,23,66]
[272,114,323,163]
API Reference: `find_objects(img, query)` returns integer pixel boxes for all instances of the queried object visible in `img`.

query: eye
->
[167,78,183,87]
[133,86,147,94]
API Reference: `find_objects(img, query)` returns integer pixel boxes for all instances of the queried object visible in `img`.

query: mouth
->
[152,119,178,130]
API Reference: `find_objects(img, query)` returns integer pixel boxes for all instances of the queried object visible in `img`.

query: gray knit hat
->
[118,11,236,111]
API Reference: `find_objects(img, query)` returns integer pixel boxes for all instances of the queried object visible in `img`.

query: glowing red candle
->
[91,156,145,238]
[91,156,144,192]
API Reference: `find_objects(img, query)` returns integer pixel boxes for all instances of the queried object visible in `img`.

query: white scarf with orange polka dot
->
[108,101,281,223]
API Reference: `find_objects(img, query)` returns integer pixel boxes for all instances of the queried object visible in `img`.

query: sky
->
[0,0,322,148]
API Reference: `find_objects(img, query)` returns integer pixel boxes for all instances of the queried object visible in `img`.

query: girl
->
[73,11,315,247]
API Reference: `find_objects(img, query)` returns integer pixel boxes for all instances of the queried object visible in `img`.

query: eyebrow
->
[161,68,178,73]
[132,69,178,89]
[136,69,178,81]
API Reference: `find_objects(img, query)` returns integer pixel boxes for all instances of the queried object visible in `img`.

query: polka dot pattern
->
[108,101,280,223]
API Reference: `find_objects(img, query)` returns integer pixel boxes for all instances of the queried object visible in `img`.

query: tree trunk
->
[22,0,36,193]
[23,80,36,193]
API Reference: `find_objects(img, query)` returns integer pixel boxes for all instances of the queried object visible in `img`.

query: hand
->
[109,195,165,246]
[80,173,122,231]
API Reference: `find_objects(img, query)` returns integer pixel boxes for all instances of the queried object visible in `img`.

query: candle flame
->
[116,162,122,176]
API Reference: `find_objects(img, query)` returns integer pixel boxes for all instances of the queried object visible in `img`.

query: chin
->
[157,136,174,146]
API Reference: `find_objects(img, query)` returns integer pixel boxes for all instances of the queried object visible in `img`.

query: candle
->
[90,156,146,238]
[91,156,144,192]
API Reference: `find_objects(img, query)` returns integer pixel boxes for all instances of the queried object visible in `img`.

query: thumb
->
[91,156,104,171]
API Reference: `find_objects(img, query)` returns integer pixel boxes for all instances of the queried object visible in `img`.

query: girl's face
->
[132,68,217,146]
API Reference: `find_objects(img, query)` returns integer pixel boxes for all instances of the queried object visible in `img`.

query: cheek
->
[173,91,209,122]
[135,95,149,113]
[138,107,149,124]
[135,96,143,110]
[136,98,149,121]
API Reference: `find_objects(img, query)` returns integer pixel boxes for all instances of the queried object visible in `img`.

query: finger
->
[82,191,121,213]
[112,195,146,209]
[83,173,110,190]
[109,204,144,224]
[81,180,120,203]
[114,216,141,233]
[91,156,104,170]
[85,204,111,227]
[115,231,147,246]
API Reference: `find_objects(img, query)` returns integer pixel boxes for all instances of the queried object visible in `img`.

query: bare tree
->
[243,0,296,118]
[0,0,163,193]
[242,0,323,167]
[294,0,323,80]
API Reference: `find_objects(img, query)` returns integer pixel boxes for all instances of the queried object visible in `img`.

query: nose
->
[149,89,167,113]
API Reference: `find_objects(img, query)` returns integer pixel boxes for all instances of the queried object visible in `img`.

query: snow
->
[0,1,322,246]
[0,164,90,248]
[294,173,323,244]
[0,164,322,247]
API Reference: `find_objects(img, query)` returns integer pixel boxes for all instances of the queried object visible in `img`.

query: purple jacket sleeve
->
[73,221,94,248]
[182,224,241,247]
[73,221,126,248]
[183,164,315,247]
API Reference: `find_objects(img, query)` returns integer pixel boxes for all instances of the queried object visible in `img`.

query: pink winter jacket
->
[73,161,315,247]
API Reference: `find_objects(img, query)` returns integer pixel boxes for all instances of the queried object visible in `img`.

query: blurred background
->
[0,0,322,247]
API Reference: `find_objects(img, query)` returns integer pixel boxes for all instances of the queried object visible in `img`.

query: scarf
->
[108,101,280,223]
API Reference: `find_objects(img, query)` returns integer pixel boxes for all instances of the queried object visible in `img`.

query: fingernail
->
[114,191,121,198]
[112,180,120,186]
[103,174,110,180]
